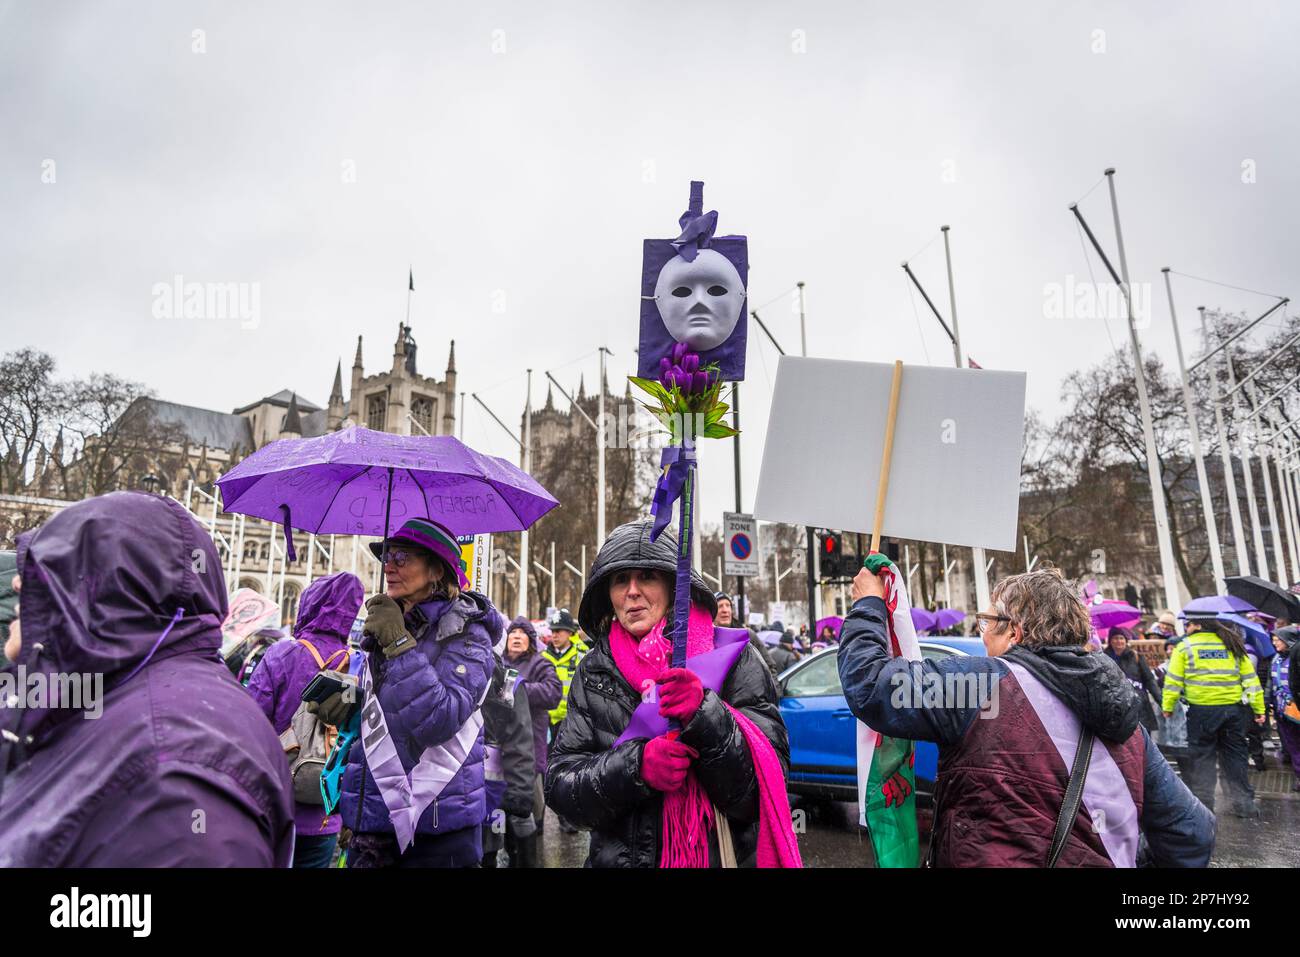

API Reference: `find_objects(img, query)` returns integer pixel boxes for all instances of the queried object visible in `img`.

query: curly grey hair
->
[990,565,1091,648]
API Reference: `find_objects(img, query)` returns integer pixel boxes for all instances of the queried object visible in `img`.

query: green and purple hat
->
[368,517,470,590]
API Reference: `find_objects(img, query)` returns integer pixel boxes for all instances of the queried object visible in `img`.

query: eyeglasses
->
[383,548,420,569]
[974,613,1013,635]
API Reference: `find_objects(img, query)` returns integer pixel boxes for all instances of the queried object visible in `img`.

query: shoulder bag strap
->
[293,638,327,670]
[1048,726,1095,868]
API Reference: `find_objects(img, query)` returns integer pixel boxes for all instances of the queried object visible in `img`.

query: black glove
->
[307,674,360,726]
[364,594,417,659]
[508,813,537,839]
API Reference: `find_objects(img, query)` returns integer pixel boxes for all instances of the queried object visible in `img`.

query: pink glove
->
[640,734,697,792]
[656,668,704,723]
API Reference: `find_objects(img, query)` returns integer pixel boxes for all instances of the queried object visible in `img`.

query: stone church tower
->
[346,323,458,436]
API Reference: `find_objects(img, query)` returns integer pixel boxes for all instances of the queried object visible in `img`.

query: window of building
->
[367,393,387,431]
[411,395,434,435]
[281,584,300,625]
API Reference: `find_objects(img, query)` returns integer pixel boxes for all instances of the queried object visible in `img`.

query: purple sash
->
[1005,661,1139,867]
[613,626,751,746]
[358,655,487,853]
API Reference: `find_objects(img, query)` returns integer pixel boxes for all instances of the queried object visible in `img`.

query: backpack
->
[279,640,349,806]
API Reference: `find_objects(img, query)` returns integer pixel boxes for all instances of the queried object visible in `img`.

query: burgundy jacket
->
[838,596,1214,868]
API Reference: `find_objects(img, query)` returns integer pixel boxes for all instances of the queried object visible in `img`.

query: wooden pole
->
[870,360,904,554]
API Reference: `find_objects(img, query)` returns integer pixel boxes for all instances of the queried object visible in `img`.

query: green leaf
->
[629,376,670,403]
[703,422,740,439]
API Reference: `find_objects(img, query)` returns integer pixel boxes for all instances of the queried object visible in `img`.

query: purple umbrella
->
[216,428,559,555]
[1088,600,1142,631]
[933,608,967,631]
[1181,594,1257,617]
[910,608,937,634]
[815,616,844,639]
[757,630,783,647]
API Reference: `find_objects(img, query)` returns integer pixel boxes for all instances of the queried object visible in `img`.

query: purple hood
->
[246,570,363,836]
[0,492,294,866]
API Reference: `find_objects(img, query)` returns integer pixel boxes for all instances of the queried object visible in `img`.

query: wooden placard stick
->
[870,360,904,554]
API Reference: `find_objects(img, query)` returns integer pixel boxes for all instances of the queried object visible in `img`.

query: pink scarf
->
[609,605,802,868]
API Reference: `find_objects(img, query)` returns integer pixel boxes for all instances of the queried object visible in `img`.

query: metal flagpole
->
[796,285,821,624]
[1071,170,1181,614]
[1200,307,1250,575]
[943,226,992,612]
[1162,270,1225,592]
[1103,170,1182,614]
[598,347,609,550]
[1225,352,1269,580]
[520,370,532,617]
[738,379,748,613]
[405,267,413,327]
[1246,382,1290,586]
[1272,419,1300,579]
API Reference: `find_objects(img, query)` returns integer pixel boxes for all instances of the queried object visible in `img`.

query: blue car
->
[777,637,988,802]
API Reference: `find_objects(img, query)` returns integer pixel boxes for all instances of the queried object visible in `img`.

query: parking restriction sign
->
[723,512,760,577]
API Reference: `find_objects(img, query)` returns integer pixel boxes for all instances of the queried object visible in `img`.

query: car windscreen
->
[783,652,842,697]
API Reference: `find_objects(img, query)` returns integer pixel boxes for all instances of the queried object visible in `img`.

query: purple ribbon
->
[614,626,752,746]
[279,503,297,562]
[649,446,696,542]
[671,180,717,263]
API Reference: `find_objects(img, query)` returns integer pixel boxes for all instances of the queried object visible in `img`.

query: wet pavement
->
[533,762,1299,868]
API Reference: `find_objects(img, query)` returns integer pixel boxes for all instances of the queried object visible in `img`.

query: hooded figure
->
[545,520,795,868]
[838,566,1214,867]
[246,570,364,865]
[0,492,294,867]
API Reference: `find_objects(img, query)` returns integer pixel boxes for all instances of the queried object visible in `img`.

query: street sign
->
[723,512,760,577]
[790,549,806,574]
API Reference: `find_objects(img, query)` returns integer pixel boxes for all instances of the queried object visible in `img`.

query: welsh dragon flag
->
[856,552,922,868]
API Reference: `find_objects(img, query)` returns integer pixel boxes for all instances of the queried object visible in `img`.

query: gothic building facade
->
[3,323,459,625]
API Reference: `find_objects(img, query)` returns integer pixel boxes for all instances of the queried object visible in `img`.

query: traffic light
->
[819,532,844,580]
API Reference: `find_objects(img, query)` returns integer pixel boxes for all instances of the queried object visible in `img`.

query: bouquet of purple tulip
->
[630,342,739,443]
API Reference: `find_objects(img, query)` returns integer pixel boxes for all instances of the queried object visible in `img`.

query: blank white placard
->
[753,356,1026,552]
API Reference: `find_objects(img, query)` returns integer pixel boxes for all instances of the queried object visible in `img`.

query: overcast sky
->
[2,0,1297,541]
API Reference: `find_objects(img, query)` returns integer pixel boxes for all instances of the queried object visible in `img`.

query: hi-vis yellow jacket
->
[542,636,589,725]
[1161,628,1264,715]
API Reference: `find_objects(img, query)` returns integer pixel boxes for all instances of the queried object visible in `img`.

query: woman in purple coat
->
[247,570,364,867]
[0,492,295,867]
[335,518,501,868]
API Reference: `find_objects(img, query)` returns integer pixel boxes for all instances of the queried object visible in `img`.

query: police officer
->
[541,608,588,834]
[1162,610,1265,818]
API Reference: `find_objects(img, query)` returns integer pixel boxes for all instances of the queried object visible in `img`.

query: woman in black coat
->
[1106,627,1162,731]
[544,520,789,867]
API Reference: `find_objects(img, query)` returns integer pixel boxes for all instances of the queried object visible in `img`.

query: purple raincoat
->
[247,570,363,836]
[0,492,294,867]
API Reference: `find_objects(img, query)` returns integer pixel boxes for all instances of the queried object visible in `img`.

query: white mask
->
[653,248,746,352]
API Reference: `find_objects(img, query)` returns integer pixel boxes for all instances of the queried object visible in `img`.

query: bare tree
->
[0,349,60,494]
[54,380,188,498]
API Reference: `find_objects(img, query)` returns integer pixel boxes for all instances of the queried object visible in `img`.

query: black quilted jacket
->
[545,516,788,867]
